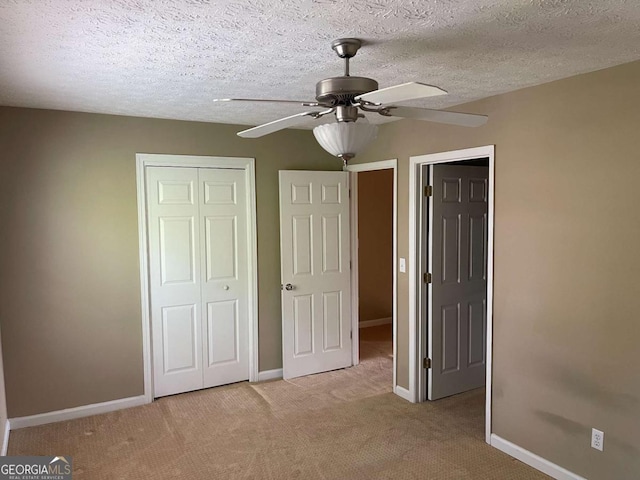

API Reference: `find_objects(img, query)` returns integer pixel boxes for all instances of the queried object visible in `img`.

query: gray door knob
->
[285,283,294,291]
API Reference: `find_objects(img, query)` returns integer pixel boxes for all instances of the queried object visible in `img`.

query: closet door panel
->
[199,168,250,388]
[147,167,204,397]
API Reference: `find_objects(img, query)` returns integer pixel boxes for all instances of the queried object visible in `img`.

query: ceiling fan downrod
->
[331,38,362,76]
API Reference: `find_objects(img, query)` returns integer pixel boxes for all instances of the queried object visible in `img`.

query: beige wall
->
[0,327,7,452]
[351,61,640,479]
[0,107,339,418]
[357,169,393,323]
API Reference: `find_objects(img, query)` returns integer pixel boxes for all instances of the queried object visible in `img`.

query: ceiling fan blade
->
[385,106,487,127]
[214,98,315,105]
[237,111,320,138]
[355,82,447,105]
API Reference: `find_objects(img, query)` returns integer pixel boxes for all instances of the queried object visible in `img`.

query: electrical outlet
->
[591,428,604,451]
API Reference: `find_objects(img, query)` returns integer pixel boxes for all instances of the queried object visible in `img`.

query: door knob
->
[284,283,294,291]
[223,285,230,291]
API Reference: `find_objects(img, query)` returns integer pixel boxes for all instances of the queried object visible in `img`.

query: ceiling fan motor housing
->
[315,76,379,108]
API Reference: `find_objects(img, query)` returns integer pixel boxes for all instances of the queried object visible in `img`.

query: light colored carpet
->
[8,325,548,479]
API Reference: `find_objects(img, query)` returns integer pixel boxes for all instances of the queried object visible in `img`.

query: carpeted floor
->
[8,325,548,479]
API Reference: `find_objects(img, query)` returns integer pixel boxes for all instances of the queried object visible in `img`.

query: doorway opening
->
[409,146,495,444]
[347,160,398,391]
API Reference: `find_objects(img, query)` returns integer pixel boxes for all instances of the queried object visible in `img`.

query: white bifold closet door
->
[147,166,249,398]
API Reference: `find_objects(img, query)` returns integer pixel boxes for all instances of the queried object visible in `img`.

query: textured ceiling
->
[0,0,639,129]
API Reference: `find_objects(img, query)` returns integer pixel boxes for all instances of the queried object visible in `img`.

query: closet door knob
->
[223,285,230,291]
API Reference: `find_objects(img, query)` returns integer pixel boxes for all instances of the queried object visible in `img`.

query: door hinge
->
[424,185,433,197]
[348,189,351,199]
[349,260,352,270]
[423,357,432,369]
[423,272,432,284]
[350,330,352,339]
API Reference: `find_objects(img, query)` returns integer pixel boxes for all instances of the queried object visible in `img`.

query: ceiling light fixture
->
[313,120,378,167]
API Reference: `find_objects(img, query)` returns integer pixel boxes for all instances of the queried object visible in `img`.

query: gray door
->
[429,164,488,400]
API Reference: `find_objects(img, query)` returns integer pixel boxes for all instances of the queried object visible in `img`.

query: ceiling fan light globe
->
[313,122,378,160]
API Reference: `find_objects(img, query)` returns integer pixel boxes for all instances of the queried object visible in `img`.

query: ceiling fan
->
[214,38,488,165]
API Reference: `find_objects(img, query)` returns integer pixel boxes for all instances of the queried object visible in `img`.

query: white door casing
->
[428,164,489,400]
[279,171,352,380]
[147,166,251,397]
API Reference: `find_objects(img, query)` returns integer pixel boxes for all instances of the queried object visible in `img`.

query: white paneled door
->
[429,164,489,400]
[147,167,202,397]
[147,166,249,398]
[279,171,352,380]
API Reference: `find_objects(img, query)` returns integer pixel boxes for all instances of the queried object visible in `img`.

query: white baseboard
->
[393,385,415,403]
[359,317,392,328]
[257,369,283,382]
[490,434,586,480]
[1,419,9,456]
[9,395,148,430]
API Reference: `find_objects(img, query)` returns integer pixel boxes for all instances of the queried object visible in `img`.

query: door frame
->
[345,159,398,392]
[136,154,259,403]
[408,146,495,444]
